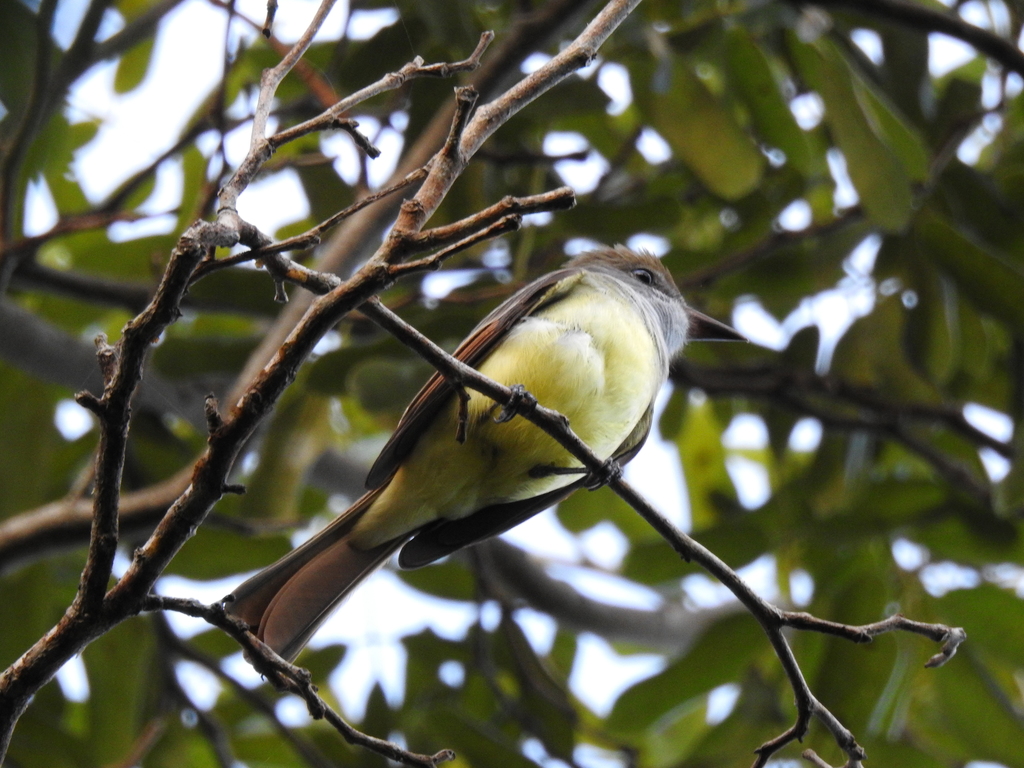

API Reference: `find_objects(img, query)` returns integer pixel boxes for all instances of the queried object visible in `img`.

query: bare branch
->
[147,596,456,767]
[153,615,337,768]
[218,30,494,218]
[672,360,1004,507]
[354,295,965,768]
[394,216,525,277]
[799,0,1024,77]
[192,166,431,282]
[387,0,640,239]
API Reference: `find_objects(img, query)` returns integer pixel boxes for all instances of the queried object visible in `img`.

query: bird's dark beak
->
[687,309,747,342]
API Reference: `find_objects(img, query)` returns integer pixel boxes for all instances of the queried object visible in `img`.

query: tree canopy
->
[1,0,1023,767]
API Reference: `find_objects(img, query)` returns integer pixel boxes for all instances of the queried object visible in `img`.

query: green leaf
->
[114,37,155,94]
[398,559,477,601]
[725,28,813,176]
[606,613,762,735]
[675,395,735,529]
[832,292,942,403]
[152,335,260,379]
[915,208,1024,333]
[621,539,698,584]
[561,198,680,240]
[646,60,764,200]
[0,363,67,515]
[145,717,221,768]
[0,0,39,140]
[239,392,335,521]
[169,527,291,580]
[996,426,1024,515]
[936,585,1024,667]
[83,618,157,764]
[788,35,914,231]
[854,77,930,182]
[347,356,435,413]
[915,652,1024,765]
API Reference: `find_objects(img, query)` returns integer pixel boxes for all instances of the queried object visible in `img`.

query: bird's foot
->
[494,384,538,423]
[583,459,622,490]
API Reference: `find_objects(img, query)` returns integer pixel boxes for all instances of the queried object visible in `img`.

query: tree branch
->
[672,360,1004,508]
[477,539,744,651]
[147,597,455,767]
[152,614,338,768]
[0,5,637,753]
[350,288,965,768]
[798,0,1024,78]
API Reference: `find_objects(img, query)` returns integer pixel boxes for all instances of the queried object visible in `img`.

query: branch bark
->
[798,0,1024,78]
[0,2,645,762]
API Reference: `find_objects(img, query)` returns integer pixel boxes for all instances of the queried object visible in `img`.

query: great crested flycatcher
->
[226,246,743,660]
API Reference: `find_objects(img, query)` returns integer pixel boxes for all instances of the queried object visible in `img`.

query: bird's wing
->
[397,480,587,568]
[364,267,585,489]
[396,403,655,568]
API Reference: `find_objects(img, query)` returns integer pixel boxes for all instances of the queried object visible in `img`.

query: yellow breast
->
[351,278,662,547]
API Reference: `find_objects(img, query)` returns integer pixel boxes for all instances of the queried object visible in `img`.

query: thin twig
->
[355,297,964,768]
[153,615,337,768]
[147,596,456,767]
[672,360,1004,507]
[394,216,525,276]
[192,166,431,282]
[219,30,494,219]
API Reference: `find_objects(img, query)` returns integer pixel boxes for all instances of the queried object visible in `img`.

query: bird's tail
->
[225,487,402,661]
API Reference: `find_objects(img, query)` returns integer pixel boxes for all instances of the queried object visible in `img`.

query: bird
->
[225,246,744,661]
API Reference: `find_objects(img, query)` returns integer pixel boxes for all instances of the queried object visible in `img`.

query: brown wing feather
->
[397,479,587,569]
[365,267,585,489]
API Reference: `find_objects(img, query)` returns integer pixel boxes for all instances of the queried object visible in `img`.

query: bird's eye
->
[631,268,654,285]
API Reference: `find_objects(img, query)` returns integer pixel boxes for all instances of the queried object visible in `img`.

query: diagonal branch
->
[147,596,454,767]
[672,360,1004,507]
[152,614,339,768]
[0,7,639,762]
[798,0,1024,78]
[353,294,965,768]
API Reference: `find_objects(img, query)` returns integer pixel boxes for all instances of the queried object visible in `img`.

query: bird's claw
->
[495,384,537,423]
[584,459,622,490]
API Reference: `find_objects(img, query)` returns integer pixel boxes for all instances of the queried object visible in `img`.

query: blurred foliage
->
[2,0,1024,767]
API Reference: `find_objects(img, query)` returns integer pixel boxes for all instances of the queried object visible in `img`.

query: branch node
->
[222,483,246,496]
[442,86,479,161]
[925,626,967,668]
[204,394,223,433]
[262,0,277,37]
[335,118,381,158]
[273,280,288,303]
[238,220,273,250]
[800,749,836,768]
[75,390,105,416]
[94,332,118,384]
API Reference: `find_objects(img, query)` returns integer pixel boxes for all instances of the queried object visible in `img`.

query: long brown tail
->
[225,487,402,661]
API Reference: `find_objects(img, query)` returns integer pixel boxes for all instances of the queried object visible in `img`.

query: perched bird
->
[226,246,743,660]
